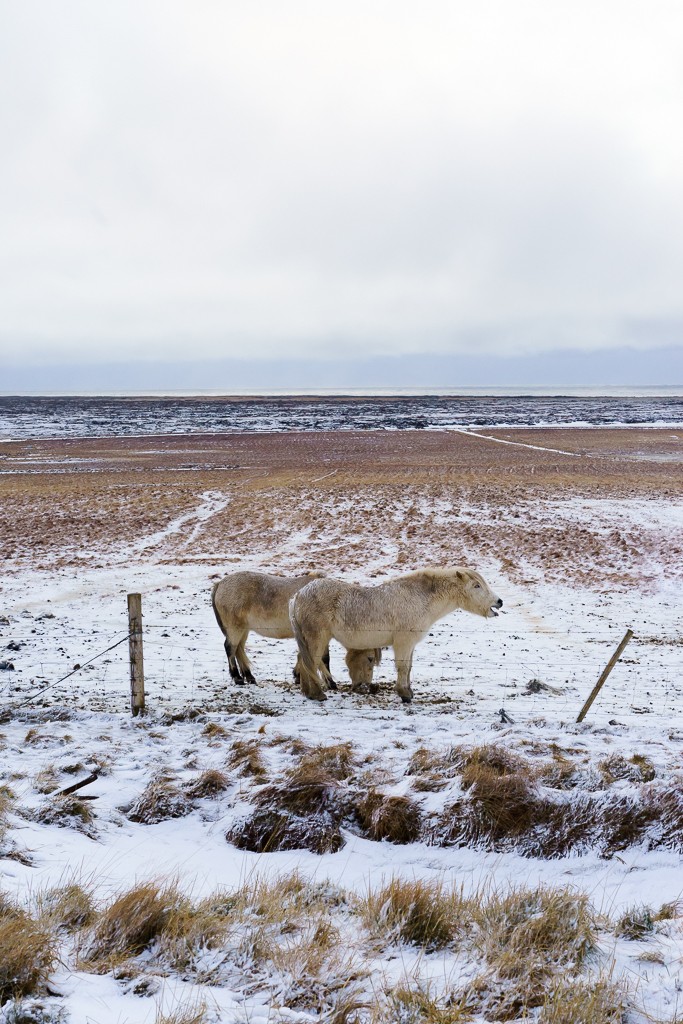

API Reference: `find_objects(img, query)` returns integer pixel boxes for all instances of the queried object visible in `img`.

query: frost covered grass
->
[361,877,469,950]
[0,895,56,1004]
[5,730,683,1022]
[2,870,648,1022]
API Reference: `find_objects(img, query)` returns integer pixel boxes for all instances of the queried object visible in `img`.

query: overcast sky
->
[2,0,683,386]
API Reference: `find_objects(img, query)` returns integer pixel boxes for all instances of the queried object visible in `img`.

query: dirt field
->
[2,428,682,588]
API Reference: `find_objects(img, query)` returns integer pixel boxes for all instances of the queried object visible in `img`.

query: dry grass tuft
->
[298,742,357,781]
[374,985,473,1023]
[327,991,368,1024]
[87,881,184,964]
[656,899,683,921]
[536,752,586,790]
[33,767,60,795]
[0,998,69,1024]
[459,744,528,786]
[127,779,193,824]
[537,978,628,1023]
[202,721,228,739]
[472,885,596,986]
[599,753,655,785]
[267,734,311,756]
[361,878,469,951]
[434,766,683,859]
[155,1003,208,1024]
[157,899,233,976]
[356,791,422,844]
[184,769,229,799]
[614,904,654,940]
[256,759,342,817]
[0,786,12,845]
[32,797,97,838]
[0,900,57,1003]
[37,882,95,931]
[438,764,541,850]
[226,808,344,854]
[226,738,266,777]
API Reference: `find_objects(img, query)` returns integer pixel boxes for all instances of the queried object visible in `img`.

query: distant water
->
[1,391,683,439]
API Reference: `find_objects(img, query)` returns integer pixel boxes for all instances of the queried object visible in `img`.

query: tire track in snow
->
[128,490,231,559]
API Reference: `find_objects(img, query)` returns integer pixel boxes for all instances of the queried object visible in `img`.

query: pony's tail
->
[211,582,227,637]
[289,597,321,693]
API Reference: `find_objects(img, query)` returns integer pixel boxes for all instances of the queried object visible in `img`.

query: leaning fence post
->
[127,593,145,716]
[576,627,634,723]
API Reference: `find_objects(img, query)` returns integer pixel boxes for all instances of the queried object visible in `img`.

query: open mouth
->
[488,605,499,618]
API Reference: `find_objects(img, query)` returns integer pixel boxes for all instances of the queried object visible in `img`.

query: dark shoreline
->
[3,393,683,441]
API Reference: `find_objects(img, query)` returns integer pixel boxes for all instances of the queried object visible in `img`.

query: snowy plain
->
[1,425,682,1023]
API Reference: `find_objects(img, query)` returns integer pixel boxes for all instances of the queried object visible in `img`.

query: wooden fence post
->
[127,593,145,716]
[576,628,634,723]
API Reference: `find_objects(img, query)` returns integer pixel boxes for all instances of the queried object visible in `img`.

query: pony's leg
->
[224,635,244,684]
[320,646,337,691]
[234,633,256,684]
[299,637,329,702]
[393,635,415,704]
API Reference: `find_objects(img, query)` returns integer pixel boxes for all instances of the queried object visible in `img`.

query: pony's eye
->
[474,583,481,589]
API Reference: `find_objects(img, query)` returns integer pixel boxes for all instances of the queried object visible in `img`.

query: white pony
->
[290,567,502,703]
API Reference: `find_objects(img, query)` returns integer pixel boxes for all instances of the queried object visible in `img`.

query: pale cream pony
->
[290,567,502,703]
[211,570,381,691]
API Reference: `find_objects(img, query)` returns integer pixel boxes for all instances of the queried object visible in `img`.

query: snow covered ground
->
[1,430,682,1023]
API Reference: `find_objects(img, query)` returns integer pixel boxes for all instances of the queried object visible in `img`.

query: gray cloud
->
[1,1,683,371]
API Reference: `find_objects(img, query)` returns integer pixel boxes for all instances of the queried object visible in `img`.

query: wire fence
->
[2,613,680,719]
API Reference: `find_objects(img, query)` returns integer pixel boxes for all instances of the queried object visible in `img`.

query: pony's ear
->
[455,570,465,581]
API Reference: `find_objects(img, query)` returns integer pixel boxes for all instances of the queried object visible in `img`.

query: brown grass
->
[256,758,344,817]
[157,900,233,977]
[0,899,57,1003]
[374,986,473,1023]
[472,885,596,985]
[32,797,97,838]
[407,746,459,792]
[226,808,344,854]
[356,791,422,844]
[434,757,683,859]
[0,786,12,844]
[37,882,96,931]
[202,722,228,740]
[232,875,363,1014]
[33,767,60,795]
[87,881,184,964]
[184,769,229,799]
[155,1003,208,1024]
[614,904,654,940]
[298,742,357,781]
[361,878,469,950]
[599,753,656,785]
[226,739,266,777]
[127,779,193,824]
[537,978,628,1023]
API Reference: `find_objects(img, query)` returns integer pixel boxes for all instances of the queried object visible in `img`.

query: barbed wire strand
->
[8,632,133,709]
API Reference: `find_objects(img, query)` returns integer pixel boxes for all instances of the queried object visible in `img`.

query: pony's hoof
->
[400,695,412,704]
[244,673,257,685]
[328,679,338,691]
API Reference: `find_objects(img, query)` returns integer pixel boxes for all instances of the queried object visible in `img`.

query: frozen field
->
[1,426,682,1023]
